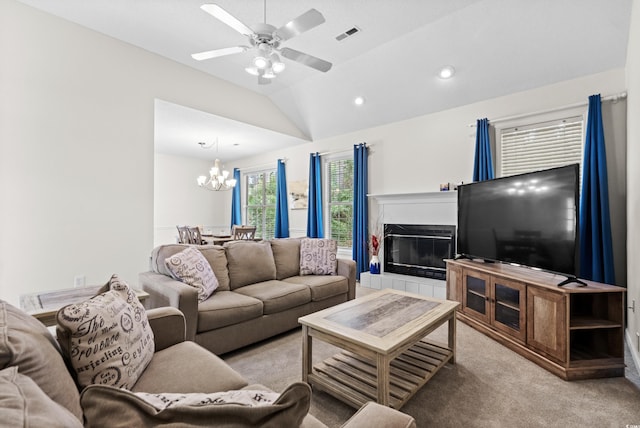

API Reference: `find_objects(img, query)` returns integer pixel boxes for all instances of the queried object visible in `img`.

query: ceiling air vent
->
[336,26,360,42]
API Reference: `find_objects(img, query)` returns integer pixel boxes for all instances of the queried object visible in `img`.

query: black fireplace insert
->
[383,224,456,280]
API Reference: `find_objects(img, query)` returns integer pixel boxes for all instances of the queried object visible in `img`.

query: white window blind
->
[326,157,354,249]
[499,117,584,177]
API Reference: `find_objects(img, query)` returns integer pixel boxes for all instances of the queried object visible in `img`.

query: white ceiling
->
[17,0,632,162]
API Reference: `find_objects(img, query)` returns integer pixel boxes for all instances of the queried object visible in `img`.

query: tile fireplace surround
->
[360,191,457,299]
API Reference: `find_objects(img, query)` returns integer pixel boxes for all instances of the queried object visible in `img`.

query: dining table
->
[201,234,235,245]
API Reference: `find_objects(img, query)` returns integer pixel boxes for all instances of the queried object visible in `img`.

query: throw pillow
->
[56,274,155,390]
[300,238,338,276]
[0,300,83,420]
[164,246,219,302]
[0,366,83,428]
[133,389,280,409]
[80,382,311,428]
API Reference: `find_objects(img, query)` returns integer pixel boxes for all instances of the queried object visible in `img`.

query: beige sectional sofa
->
[139,238,357,355]
[0,300,416,427]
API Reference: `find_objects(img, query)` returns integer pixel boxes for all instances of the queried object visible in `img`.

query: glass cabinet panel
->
[465,276,487,315]
[493,282,523,335]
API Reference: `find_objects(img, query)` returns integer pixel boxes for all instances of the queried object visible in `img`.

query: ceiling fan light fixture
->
[245,67,260,76]
[270,53,285,73]
[254,56,268,69]
[263,68,276,79]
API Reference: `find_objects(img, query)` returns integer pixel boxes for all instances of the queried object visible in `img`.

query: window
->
[326,157,354,249]
[245,169,276,240]
[498,116,584,177]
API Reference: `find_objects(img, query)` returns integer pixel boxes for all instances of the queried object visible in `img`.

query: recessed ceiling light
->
[354,96,365,106]
[438,65,456,79]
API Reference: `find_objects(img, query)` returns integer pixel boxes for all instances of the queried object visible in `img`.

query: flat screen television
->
[457,164,580,280]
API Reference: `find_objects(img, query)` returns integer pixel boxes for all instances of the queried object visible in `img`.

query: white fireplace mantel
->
[369,191,457,227]
[360,191,458,299]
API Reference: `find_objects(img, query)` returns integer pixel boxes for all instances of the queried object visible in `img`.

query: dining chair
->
[176,226,191,244]
[188,226,207,245]
[232,225,257,240]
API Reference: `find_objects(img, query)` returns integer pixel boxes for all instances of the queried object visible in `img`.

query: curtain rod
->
[468,91,627,127]
[237,158,287,171]
[317,143,373,157]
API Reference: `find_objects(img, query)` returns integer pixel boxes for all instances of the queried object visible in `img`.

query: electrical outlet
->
[74,275,85,288]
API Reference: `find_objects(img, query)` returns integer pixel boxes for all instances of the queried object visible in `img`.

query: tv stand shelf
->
[445,259,625,380]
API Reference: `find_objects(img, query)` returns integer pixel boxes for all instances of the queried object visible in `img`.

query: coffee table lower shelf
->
[308,339,452,410]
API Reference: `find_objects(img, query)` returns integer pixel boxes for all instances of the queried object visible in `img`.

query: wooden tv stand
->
[445,259,625,380]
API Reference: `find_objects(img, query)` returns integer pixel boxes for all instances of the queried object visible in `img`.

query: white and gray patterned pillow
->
[164,247,218,302]
[56,275,155,390]
[134,389,280,410]
[299,238,338,276]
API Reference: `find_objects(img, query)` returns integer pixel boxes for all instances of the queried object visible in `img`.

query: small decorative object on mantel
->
[369,234,380,274]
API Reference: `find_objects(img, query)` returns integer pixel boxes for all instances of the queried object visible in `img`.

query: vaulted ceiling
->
[17,0,632,160]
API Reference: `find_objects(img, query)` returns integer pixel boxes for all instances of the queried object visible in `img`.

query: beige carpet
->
[223,288,640,428]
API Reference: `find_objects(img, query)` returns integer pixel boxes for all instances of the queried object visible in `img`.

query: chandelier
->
[196,141,237,191]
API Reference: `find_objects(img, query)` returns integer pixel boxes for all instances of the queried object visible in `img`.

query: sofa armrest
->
[146,307,186,351]
[139,271,199,341]
[341,402,416,428]
[337,258,357,300]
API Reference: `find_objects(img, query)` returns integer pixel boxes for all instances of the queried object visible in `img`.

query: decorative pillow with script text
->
[165,247,219,302]
[300,238,338,276]
[56,275,154,390]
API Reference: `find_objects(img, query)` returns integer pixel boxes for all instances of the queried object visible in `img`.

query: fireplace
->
[383,224,456,280]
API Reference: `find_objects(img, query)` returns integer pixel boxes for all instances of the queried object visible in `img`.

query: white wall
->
[229,70,627,273]
[154,153,231,246]
[625,0,640,370]
[0,0,305,306]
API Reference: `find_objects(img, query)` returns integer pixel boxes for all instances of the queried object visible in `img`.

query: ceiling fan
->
[191,3,332,84]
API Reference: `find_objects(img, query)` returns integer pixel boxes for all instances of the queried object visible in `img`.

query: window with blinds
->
[326,157,354,249]
[499,116,584,177]
[245,169,276,240]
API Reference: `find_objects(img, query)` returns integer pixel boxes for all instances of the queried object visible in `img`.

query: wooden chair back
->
[188,226,206,245]
[232,225,257,240]
[176,226,191,244]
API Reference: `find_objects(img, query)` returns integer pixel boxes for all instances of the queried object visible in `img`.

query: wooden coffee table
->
[298,288,459,410]
[20,286,149,327]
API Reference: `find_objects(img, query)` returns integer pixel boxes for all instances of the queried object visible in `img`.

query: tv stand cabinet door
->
[526,286,567,363]
[491,277,526,343]
[462,271,491,324]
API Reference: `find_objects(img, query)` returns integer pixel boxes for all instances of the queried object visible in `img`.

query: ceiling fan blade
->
[275,9,325,41]
[192,46,248,61]
[280,47,332,72]
[200,4,254,37]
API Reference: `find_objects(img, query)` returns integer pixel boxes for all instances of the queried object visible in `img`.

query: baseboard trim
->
[625,328,640,374]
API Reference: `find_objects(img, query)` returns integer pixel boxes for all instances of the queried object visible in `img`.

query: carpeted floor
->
[223,287,640,428]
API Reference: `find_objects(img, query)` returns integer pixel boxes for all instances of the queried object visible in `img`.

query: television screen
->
[457,164,579,276]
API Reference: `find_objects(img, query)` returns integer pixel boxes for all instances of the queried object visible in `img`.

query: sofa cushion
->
[165,247,219,302]
[300,238,338,275]
[150,244,230,291]
[0,367,83,428]
[0,300,83,421]
[270,237,302,280]
[81,382,311,428]
[132,341,248,393]
[199,245,231,291]
[283,275,349,301]
[56,275,155,390]
[226,240,277,290]
[234,280,311,315]
[197,291,263,332]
